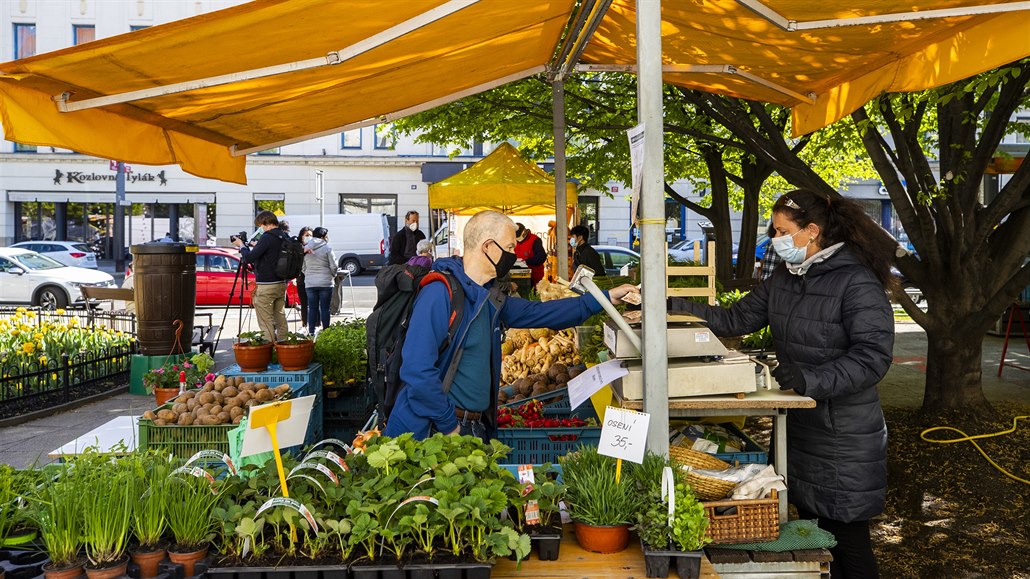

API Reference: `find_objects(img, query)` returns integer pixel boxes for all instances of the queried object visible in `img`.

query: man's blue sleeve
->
[397,282,459,434]
[499,291,607,330]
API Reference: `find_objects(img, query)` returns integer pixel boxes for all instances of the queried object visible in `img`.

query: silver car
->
[0,248,116,309]
[11,240,99,269]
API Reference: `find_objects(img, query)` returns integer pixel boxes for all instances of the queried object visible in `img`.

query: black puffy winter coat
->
[670,246,893,523]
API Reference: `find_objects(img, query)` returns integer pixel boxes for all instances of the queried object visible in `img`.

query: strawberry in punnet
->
[496,400,593,429]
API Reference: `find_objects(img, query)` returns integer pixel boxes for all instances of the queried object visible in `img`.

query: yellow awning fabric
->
[429,142,578,216]
[0,0,577,184]
[2,1,1029,184]
[583,1,1030,136]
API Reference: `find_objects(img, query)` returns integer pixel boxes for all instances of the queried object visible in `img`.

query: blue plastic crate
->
[712,422,768,465]
[495,427,601,465]
[500,387,597,420]
[324,383,374,423]
[223,363,323,446]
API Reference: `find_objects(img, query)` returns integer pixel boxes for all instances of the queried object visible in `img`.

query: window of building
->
[14,23,36,59]
[254,147,281,155]
[340,194,398,230]
[341,129,362,149]
[255,199,285,215]
[73,24,95,45]
[13,142,36,153]
[1015,116,1030,145]
[130,25,149,31]
[374,124,395,150]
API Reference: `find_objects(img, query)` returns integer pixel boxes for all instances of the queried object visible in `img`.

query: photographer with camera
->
[232,211,289,343]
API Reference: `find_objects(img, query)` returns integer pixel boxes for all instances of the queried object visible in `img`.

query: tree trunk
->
[921,316,991,413]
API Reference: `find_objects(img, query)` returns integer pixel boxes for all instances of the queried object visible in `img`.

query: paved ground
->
[2,319,1028,468]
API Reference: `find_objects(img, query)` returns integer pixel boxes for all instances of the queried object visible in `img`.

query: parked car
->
[11,240,98,269]
[0,248,116,308]
[668,238,740,264]
[593,245,641,277]
[124,247,299,307]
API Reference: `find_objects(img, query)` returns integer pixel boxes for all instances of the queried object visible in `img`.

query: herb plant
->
[313,320,367,386]
[237,331,268,345]
[130,453,170,551]
[560,446,641,526]
[81,462,134,567]
[166,475,219,551]
[278,331,313,345]
[32,465,83,569]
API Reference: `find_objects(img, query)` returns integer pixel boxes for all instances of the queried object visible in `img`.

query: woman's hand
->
[772,363,806,394]
[608,284,641,305]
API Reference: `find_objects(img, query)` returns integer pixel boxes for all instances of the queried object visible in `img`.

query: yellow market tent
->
[429,142,578,216]
[2,1,1029,184]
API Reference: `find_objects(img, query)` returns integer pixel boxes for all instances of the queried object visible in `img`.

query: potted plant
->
[81,463,134,579]
[313,320,367,395]
[632,459,712,579]
[233,331,273,372]
[166,474,219,577]
[506,463,566,561]
[275,331,315,371]
[32,467,84,579]
[143,354,212,406]
[130,454,171,579]
[0,465,36,547]
[560,446,640,554]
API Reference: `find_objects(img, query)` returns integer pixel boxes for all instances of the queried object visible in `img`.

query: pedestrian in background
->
[390,210,426,265]
[233,211,290,343]
[406,239,434,268]
[302,227,338,335]
[296,226,313,328]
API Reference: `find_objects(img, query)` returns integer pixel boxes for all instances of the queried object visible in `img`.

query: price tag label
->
[185,450,238,475]
[567,359,628,410]
[256,497,319,534]
[598,406,650,464]
[302,450,349,472]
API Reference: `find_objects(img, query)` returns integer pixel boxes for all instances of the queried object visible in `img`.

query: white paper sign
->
[598,406,650,464]
[627,123,645,226]
[567,359,629,410]
[240,395,316,457]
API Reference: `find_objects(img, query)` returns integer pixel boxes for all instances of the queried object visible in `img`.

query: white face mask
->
[408,222,418,231]
[302,236,312,244]
[569,238,577,248]
[771,229,810,264]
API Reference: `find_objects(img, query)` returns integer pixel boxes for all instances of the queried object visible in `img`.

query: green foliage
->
[630,453,710,552]
[560,446,641,526]
[313,320,367,386]
[166,474,219,551]
[81,459,134,566]
[278,331,312,345]
[237,331,268,345]
[129,453,171,550]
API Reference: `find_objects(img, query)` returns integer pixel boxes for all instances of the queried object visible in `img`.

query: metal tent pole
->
[553,79,569,280]
[636,0,669,455]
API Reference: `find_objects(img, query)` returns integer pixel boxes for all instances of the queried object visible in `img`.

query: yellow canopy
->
[429,142,578,216]
[1,0,1028,183]
[583,1,1030,136]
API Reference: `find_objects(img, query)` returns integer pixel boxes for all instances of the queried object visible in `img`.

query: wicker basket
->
[669,445,731,471]
[684,471,737,501]
[702,489,780,545]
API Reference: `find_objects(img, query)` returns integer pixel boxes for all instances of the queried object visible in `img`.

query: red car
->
[126,247,299,306]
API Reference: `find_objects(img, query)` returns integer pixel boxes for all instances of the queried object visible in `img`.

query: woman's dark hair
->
[772,189,899,294]
[298,226,313,238]
[312,227,329,239]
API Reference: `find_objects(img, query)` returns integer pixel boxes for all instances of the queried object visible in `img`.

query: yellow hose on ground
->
[920,416,1030,485]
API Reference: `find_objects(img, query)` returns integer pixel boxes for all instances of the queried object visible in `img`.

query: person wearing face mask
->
[667,190,898,579]
[302,227,338,335]
[389,210,426,265]
[513,223,547,286]
[295,226,314,328]
[570,224,606,277]
[383,210,639,442]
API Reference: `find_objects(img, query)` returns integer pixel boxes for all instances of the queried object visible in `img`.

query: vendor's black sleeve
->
[578,244,606,277]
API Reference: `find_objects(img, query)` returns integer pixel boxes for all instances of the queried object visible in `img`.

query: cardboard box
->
[603,318,729,359]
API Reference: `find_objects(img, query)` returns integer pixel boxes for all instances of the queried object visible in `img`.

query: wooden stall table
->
[48,415,138,460]
[622,389,816,523]
[493,526,720,578]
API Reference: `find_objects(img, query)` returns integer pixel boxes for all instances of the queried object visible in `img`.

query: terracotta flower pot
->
[233,342,273,372]
[43,560,85,579]
[84,556,129,579]
[573,522,631,553]
[168,545,208,577]
[275,340,314,371]
[153,387,181,406]
[130,547,167,579]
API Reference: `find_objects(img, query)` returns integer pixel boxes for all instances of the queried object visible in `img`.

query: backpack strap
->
[419,272,466,394]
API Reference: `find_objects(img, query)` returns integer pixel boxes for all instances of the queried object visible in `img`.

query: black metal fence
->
[0,307,138,406]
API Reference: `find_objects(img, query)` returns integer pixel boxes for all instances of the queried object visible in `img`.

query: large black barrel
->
[131,243,197,355]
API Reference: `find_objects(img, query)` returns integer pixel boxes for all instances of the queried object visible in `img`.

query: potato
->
[212,380,224,392]
[216,411,230,424]
[232,416,244,425]
[205,380,217,391]
[177,413,194,426]
[198,415,221,426]
[157,409,176,422]
[202,382,215,392]
[175,394,190,404]
[195,406,210,417]
[236,391,252,404]
[142,410,157,421]
[199,392,216,405]
[255,389,274,402]
[255,382,270,391]
[245,399,259,408]
[222,386,239,398]
[275,384,291,396]
[209,404,223,416]
[154,419,168,426]
[187,398,199,412]
[234,376,245,387]
[239,382,256,392]
[229,406,245,420]
[171,403,187,415]
[214,374,227,387]
[213,392,224,405]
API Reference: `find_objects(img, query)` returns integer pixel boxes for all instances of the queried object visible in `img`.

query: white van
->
[278,213,391,274]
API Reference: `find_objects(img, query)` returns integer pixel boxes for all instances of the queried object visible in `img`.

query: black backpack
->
[366,264,465,422]
[275,232,306,281]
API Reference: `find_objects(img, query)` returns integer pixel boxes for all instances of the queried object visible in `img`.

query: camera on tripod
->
[229,231,248,244]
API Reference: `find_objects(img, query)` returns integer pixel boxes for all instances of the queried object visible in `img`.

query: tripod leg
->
[214,260,248,355]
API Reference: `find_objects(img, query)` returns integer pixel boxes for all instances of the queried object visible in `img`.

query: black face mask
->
[485,240,518,279]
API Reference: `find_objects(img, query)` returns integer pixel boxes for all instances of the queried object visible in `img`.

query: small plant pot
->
[380,568,404,579]
[531,530,562,561]
[573,522,631,554]
[464,565,492,579]
[233,342,273,372]
[407,566,434,579]
[168,546,207,577]
[349,567,379,579]
[674,551,703,579]
[436,568,462,579]
[275,340,314,371]
[153,387,181,406]
[42,560,85,579]
[130,547,167,579]
[84,556,129,579]
[0,528,38,547]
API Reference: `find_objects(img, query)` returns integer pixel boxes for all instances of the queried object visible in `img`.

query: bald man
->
[384,210,638,441]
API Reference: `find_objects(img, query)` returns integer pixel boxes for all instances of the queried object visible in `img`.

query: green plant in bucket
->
[131,453,171,551]
[32,465,83,570]
[81,462,134,567]
[166,474,219,551]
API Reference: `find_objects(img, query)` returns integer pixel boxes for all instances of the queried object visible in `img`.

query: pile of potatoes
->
[142,374,292,426]
[498,362,585,404]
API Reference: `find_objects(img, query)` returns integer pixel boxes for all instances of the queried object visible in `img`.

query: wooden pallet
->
[707,548,832,578]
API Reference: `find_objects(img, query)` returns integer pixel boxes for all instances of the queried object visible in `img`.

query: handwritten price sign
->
[598,406,650,464]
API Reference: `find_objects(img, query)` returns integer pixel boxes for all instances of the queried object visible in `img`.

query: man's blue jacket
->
[383,256,605,439]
